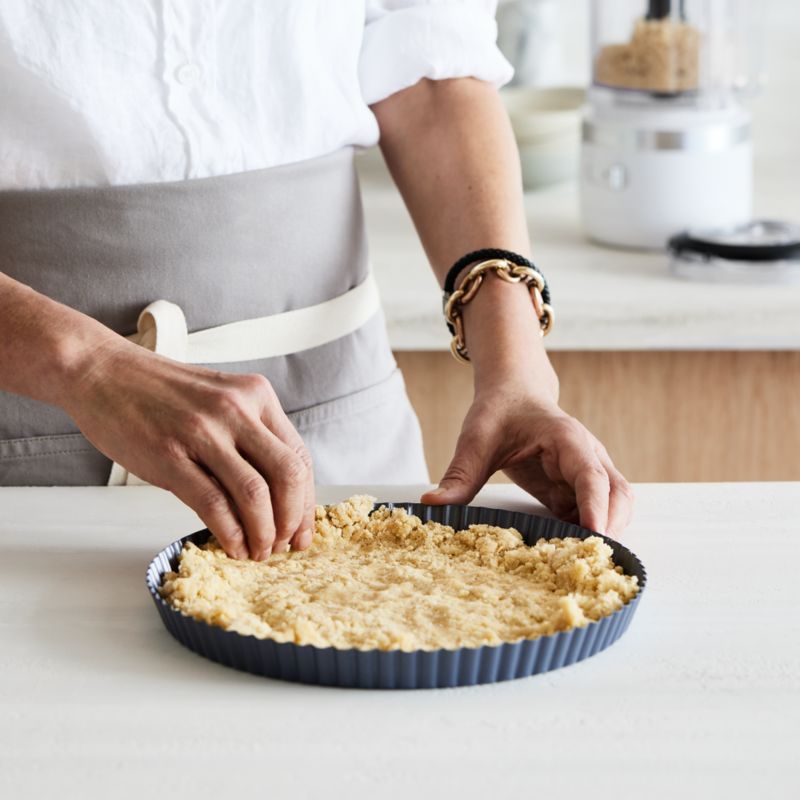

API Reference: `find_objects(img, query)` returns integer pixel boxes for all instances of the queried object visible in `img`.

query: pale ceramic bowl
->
[500,86,586,190]
[517,133,581,191]
[501,86,586,143]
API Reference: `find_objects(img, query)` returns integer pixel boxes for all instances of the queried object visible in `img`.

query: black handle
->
[646,0,686,20]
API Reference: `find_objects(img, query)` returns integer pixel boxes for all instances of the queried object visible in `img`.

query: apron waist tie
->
[107,271,381,486]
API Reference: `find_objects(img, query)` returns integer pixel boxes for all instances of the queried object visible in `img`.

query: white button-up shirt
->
[0,0,512,189]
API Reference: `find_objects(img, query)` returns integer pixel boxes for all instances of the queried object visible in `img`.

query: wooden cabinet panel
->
[395,351,800,483]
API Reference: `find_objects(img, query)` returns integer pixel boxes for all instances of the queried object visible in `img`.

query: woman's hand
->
[417,273,634,537]
[374,78,633,533]
[0,273,313,558]
[422,384,634,537]
[64,340,315,560]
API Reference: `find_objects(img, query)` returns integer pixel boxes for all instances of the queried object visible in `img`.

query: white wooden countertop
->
[1,482,798,799]
[360,146,800,353]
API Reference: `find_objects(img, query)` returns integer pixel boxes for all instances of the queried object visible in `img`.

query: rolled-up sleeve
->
[359,0,514,105]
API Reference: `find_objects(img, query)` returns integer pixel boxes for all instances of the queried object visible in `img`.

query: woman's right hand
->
[63,340,315,561]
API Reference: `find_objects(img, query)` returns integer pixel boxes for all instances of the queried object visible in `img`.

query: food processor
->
[580,0,765,250]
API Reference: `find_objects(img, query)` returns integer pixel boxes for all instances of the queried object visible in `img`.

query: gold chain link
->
[445,258,553,363]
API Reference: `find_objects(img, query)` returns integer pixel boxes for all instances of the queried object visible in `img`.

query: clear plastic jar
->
[590,0,765,103]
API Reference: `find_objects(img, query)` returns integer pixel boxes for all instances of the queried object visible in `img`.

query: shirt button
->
[175,62,202,87]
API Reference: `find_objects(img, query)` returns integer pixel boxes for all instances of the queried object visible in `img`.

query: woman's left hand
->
[421,384,634,537]
[373,77,635,535]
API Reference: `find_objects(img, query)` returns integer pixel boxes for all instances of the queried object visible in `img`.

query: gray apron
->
[0,148,429,486]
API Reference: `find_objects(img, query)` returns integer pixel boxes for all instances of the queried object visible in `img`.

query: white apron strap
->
[185,272,380,364]
[106,272,381,486]
[134,300,190,361]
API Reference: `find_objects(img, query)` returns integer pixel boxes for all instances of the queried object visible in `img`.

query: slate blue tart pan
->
[146,502,647,689]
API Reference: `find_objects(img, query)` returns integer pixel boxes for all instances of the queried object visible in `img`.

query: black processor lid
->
[669,220,800,263]
[668,220,800,283]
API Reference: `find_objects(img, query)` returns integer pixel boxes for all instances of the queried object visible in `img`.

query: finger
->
[293,523,314,552]
[597,452,634,537]
[507,468,579,521]
[571,461,611,534]
[200,440,277,561]
[291,458,316,551]
[168,460,249,560]
[547,428,612,532]
[259,406,316,550]
[421,423,494,505]
[239,427,308,554]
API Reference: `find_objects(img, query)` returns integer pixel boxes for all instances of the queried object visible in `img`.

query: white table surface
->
[1,482,798,799]
[359,148,800,353]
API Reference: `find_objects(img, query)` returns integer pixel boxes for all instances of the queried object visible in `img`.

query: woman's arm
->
[371,77,633,535]
[0,271,314,557]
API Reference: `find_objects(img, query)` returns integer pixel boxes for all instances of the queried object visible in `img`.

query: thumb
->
[421,427,494,506]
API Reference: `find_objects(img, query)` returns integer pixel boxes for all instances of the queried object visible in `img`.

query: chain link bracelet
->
[443,257,553,364]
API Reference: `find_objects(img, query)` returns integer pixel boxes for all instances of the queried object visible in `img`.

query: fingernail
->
[291,530,309,551]
[301,528,314,549]
[425,487,446,498]
[273,540,290,554]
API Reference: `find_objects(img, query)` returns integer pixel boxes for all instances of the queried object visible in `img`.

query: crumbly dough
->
[595,17,699,94]
[160,496,639,651]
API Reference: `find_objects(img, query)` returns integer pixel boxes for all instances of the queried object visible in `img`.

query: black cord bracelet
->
[443,248,551,306]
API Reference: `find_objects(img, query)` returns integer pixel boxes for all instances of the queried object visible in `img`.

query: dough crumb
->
[160,496,639,651]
